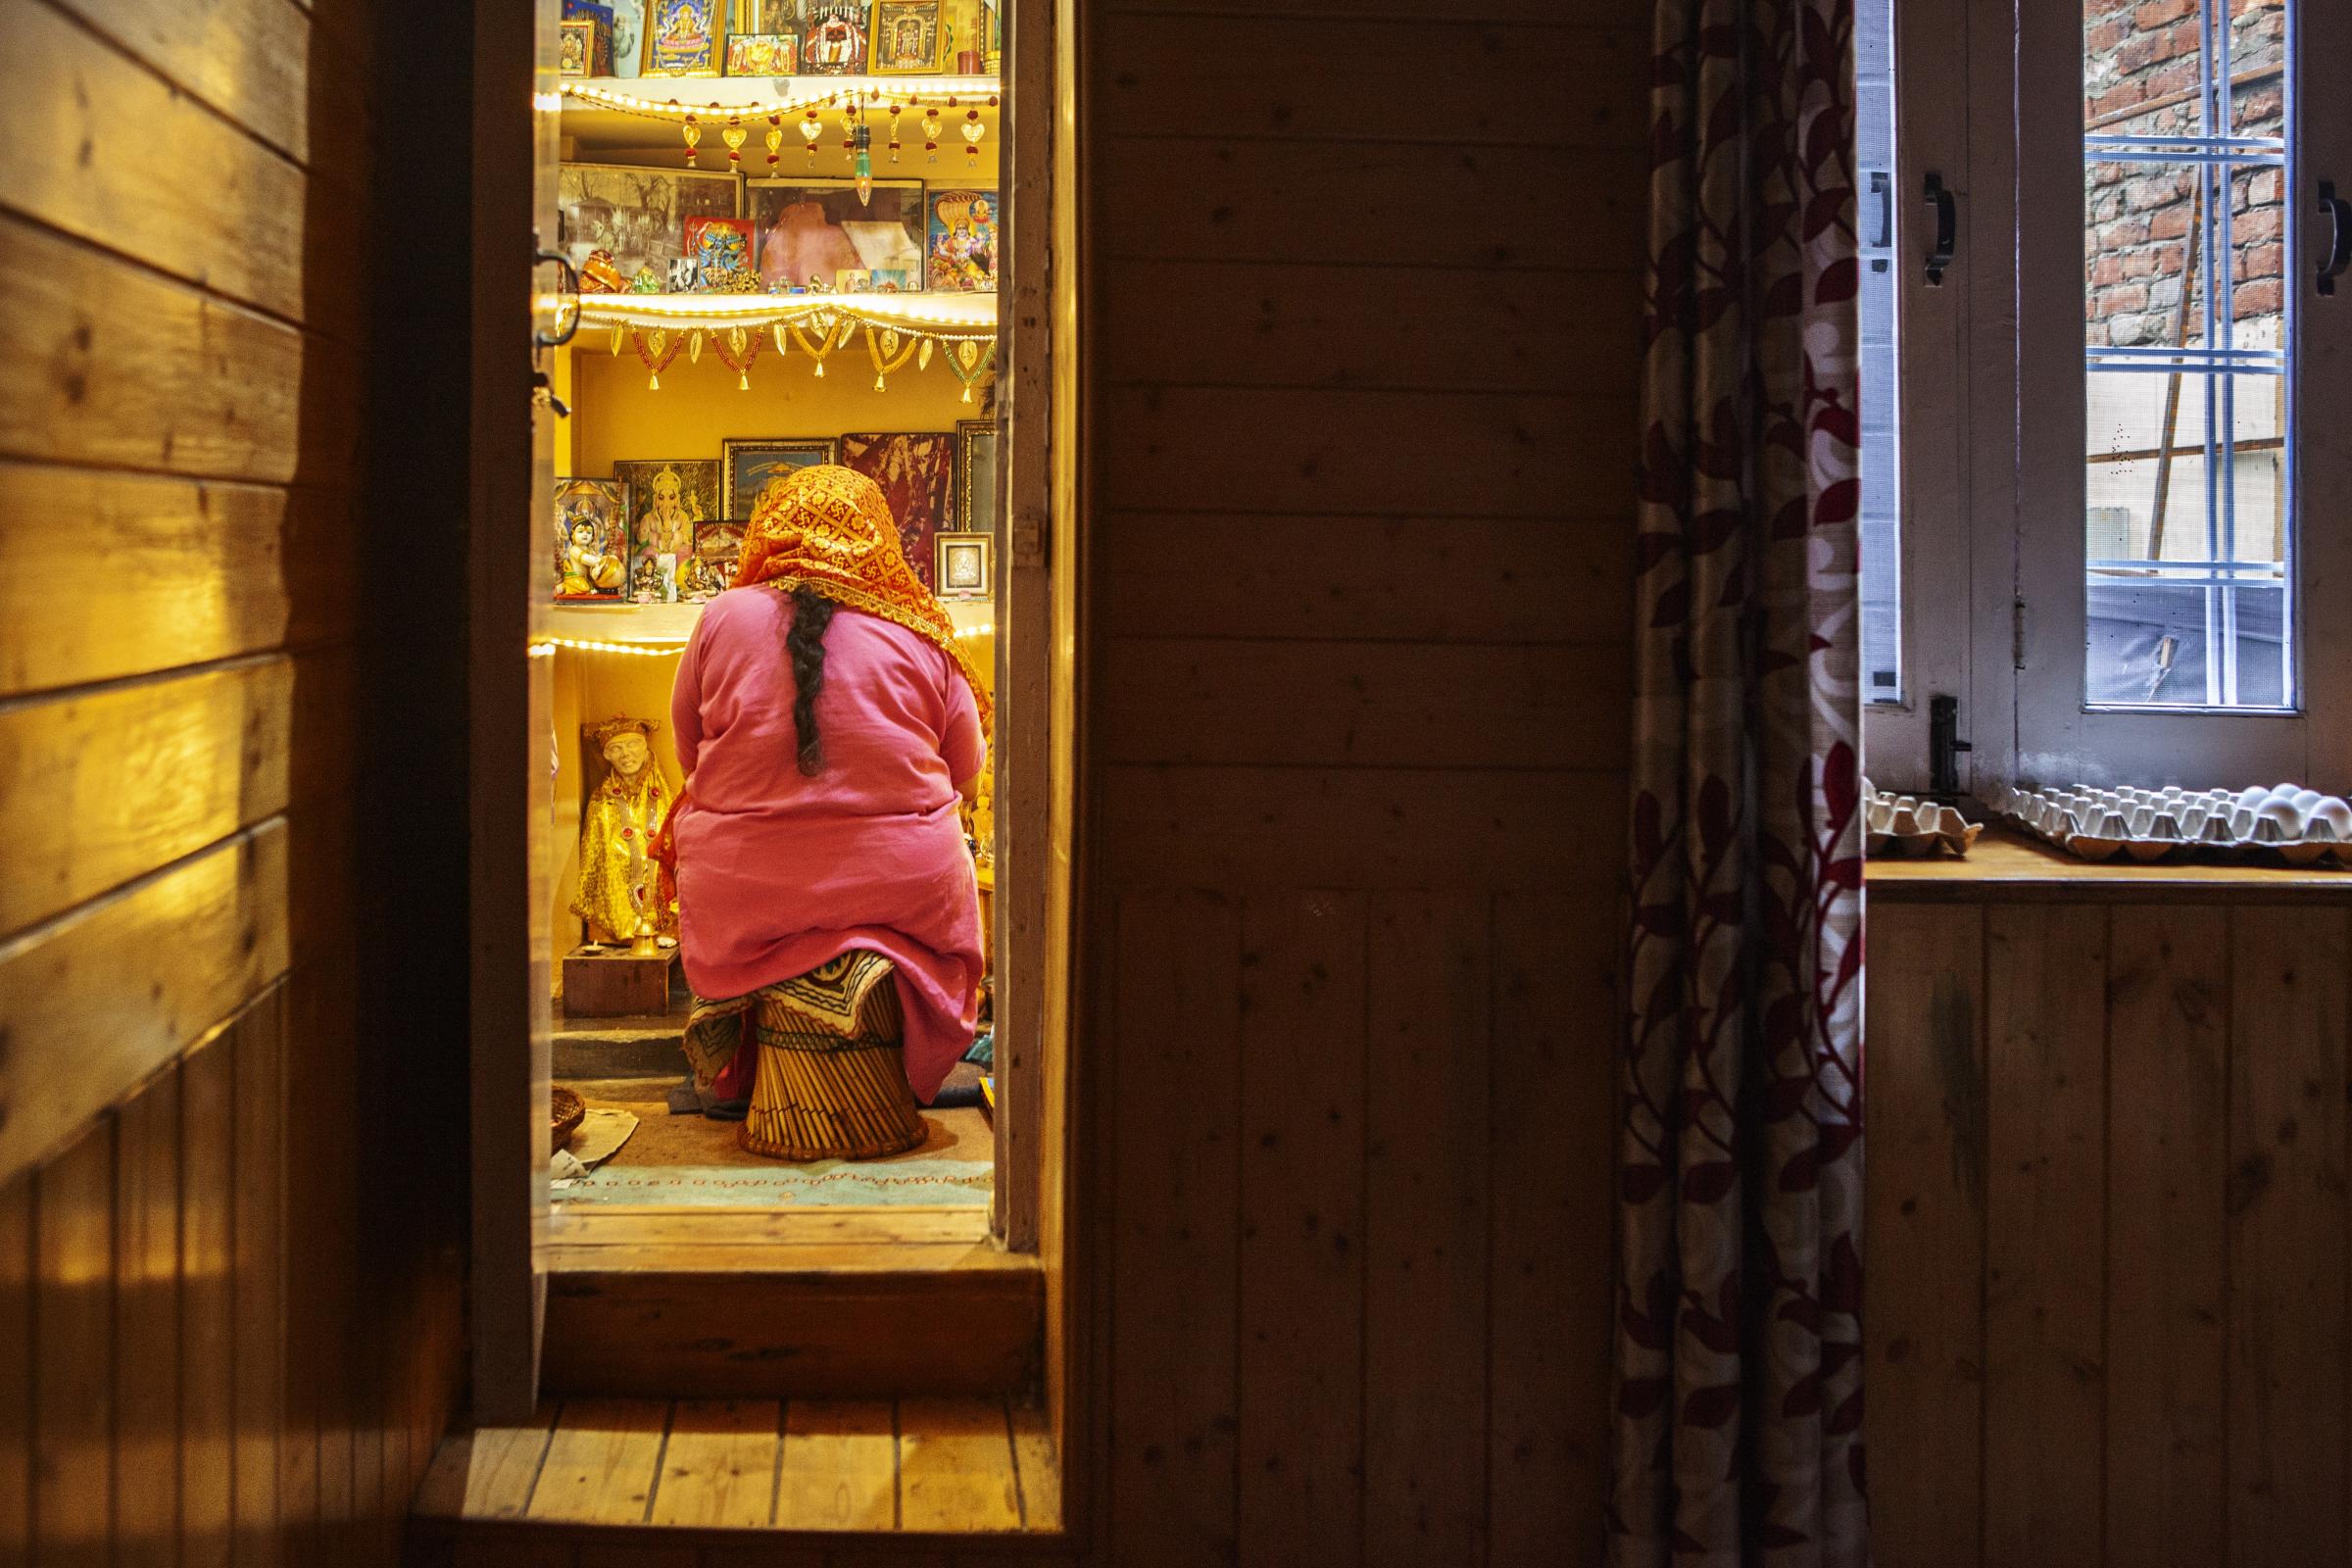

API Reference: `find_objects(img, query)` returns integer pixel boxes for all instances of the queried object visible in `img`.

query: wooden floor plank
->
[776,1398,896,1532]
[461,1405,560,1520]
[1007,1402,1060,1532]
[528,1399,668,1525]
[647,1400,780,1530]
[897,1397,1020,1533]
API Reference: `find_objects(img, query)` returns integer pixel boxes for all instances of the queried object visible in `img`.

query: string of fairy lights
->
[533,621,994,658]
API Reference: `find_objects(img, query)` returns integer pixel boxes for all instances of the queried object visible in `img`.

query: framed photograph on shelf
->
[554,479,630,602]
[644,0,722,74]
[747,178,926,292]
[614,460,719,568]
[800,1,867,72]
[558,18,612,76]
[682,216,758,291]
[933,532,991,600]
[695,520,746,589]
[722,438,837,517]
[924,188,996,292]
[841,431,955,588]
[558,164,739,282]
[954,419,996,532]
[871,0,944,73]
[725,31,798,73]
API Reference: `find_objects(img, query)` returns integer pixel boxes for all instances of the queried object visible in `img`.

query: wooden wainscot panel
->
[0,659,295,939]
[33,1118,114,1568]
[1096,140,1647,272]
[181,1026,238,1562]
[1108,890,1242,1564]
[113,1063,182,1568]
[1099,764,1623,891]
[0,0,313,321]
[2103,905,2229,1568]
[0,468,361,700]
[1237,893,1369,1560]
[1981,905,2107,1567]
[1097,511,1633,646]
[1863,903,1985,1568]
[1099,637,1629,770]
[1101,386,1636,521]
[0,1176,28,1557]
[1097,16,1644,148]
[0,822,290,1186]
[2224,906,2349,1566]
[0,215,361,484]
[1101,262,1644,397]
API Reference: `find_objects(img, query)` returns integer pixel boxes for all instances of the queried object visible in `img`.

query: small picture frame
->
[725,30,799,73]
[924,188,997,292]
[954,419,996,532]
[934,532,992,600]
[682,216,758,291]
[559,17,613,75]
[615,459,720,569]
[722,437,838,518]
[695,520,746,590]
[644,0,722,74]
[871,0,944,73]
[554,479,630,601]
[801,1,868,73]
[747,178,927,292]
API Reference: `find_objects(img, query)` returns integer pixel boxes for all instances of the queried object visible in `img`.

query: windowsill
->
[1868,824,2352,904]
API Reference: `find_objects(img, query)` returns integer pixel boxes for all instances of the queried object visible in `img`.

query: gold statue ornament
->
[572,716,679,949]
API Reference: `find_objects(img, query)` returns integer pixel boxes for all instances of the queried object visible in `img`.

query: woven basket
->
[740,1033,925,1161]
[550,1085,586,1151]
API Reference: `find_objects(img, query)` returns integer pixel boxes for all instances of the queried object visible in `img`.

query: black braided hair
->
[783,585,838,775]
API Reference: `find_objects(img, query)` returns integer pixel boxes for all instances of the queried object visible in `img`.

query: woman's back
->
[674,585,984,816]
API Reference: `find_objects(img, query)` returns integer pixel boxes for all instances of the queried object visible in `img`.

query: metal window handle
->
[534,246,581,348]
[1869,171,1893,273]
[1924,172,1956,287]
[2321,180,2352,298]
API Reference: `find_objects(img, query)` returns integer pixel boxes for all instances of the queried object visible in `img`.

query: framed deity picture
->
[614,460,720,570]
[644,0,722,74]
[722,437,837,518]
[871,0,943,73]
[924,188,996,292]
[933,532,991,600]
[800,1,867,72]
[954,419,996,532]
[558,18,612,75]
[554,479,630,601]
[725,31,798,73]
[695,520,746,590]
[840,431,955,588]
[608,0,649,74]
[747,178,926,292]
[682,216,758,291]
[559,164,739,281]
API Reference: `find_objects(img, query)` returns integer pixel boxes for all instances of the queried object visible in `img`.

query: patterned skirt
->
[681,951,927,1161]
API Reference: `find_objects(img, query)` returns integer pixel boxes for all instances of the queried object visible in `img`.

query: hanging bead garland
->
[715,326,761,390]
[633,328,684,389]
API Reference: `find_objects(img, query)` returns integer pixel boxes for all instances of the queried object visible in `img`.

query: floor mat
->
[555,1158,992,1206]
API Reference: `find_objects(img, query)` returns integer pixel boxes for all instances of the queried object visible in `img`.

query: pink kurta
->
[669,588,987,1102]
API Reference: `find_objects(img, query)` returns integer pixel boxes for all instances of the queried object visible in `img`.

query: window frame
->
[1864,0,2352,795]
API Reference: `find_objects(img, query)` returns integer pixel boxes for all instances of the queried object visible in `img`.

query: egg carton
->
[1983,781,2352,866]
[1862,778,1982,858]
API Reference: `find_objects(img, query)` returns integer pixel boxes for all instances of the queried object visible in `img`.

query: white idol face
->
[603,730,651,776]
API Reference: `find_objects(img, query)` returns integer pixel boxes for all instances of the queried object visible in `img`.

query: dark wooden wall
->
[1868,893,2352,1568]
[0,0,468,1560]
[1072,3,1647,1563]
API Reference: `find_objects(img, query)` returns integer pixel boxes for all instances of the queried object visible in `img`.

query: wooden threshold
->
[542,1204,1042,1401]
[407,1395,1063,1553]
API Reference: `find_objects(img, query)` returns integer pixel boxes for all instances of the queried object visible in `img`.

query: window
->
[1860,0,2352,793]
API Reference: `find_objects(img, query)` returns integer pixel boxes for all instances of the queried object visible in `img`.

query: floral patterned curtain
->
[1611,0,1866,1562]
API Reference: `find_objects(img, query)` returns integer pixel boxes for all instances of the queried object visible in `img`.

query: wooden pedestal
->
[562,946,678,1017]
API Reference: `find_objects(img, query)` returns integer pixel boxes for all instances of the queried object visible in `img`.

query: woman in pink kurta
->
[662,466,989,1109]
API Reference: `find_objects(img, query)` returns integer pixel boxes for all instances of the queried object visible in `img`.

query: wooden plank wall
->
[0,0,466,1562]
[1077,2,1645,1562]
[1867,897,2352,1568]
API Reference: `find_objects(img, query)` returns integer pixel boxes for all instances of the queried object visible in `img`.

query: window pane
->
[2082,0,2293,710]
[1857,0,1901,705]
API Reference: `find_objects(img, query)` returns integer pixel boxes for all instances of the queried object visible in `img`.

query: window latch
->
[1929,695,1973,798]
[2321,179,2351,298]
[1924,172,1957,287]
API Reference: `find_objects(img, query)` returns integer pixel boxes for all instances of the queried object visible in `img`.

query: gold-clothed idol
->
[573,715,678,945]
